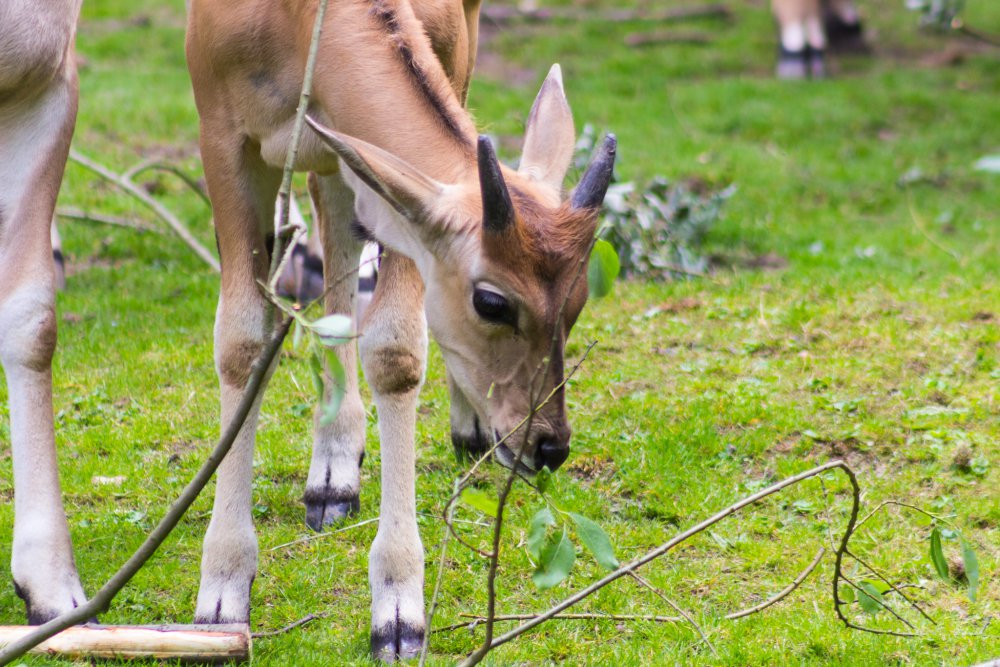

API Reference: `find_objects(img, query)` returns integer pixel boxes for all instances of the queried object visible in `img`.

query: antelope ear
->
[518,64,576,194]
[307,115,444,221]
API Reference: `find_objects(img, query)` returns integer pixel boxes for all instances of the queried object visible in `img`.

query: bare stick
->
[56,206,156,232]
[419,483,458,667]
[0,624,249,662]
[628,571,718,658]
[0,317,292,665]
[482,4,731,25]
[123,160,212,208]
[725,547,825,619]
[435,613,681,633]
[845,550,935,626]
[625,30,713,47]
[266,517,379,552]
[69,150,220,272]
[484,460,855,651]
[436,546,826,633]
[268,0,330,290]
[251,613,324,639]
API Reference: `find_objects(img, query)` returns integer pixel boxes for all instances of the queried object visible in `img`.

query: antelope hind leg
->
[303,171,367,529]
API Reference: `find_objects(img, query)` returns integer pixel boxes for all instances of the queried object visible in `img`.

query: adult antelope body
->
[0,0,87,625]
[186,0,616,659]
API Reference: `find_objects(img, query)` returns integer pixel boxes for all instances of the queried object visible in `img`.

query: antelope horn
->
[571,133,617,210]
[478,135,515,234]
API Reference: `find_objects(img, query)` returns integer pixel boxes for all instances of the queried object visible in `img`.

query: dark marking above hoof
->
[776,47,808,80]
[371,621,424,662]
[303,488,361,531]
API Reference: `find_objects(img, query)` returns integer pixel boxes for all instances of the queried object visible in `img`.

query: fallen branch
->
[435,546,826,633]
[69,150,221,272]
[480,461,856,653]
[56,206,156,232]
[251,613,325,639]
[482,3,731,25]
[625,30,713,47]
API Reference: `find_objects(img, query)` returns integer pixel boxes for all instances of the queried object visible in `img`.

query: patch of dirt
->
[565,454,617,484]
[970,311,995,322]
[710,251,788,272]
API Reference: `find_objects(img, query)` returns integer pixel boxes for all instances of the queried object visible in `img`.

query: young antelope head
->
[307,65,616,474]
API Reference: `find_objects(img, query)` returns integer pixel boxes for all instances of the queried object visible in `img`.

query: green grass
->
[1,0,998,664]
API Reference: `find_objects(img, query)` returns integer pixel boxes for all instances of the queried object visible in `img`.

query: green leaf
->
[318,351,347,426]
[460,487,498,518]
[310,314,354,346]
[569,512,619,570]
[532,526,575,590]
[961,539,979,602]
[857,580,885,614]
[309,352,324,402]
[527,507,556,560]
[839,583,855,605]
[535,466,552,494]
[588,239,620,299]
[930,526,950,580]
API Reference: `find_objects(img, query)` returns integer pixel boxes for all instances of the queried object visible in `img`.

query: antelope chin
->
[494,440,538,476]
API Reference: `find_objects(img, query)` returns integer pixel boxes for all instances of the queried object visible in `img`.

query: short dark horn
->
[478,135,515,234]
[571,133,617,210]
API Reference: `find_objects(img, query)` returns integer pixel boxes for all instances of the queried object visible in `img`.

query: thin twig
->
[251,613,325,638]
[56,206,156,232]
[436,546,827,633]
[434,613,681,633]
[954,20,1000,48]
[266,517,379,552]
[124,160,212,208]
[628,571,718,658]
[845,549,935,626]
[484,461,855,652]
[0,317,292,665]
[419,483,458,667]
[906,190,961,263]
[69,150,220,272]
[726,547,826,619]
[268,0,330,290]
[838,576,917,635]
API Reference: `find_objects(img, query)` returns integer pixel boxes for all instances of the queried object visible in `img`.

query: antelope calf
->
[773,0,865,78]
[186,0,614,659]
[0,0,88,624]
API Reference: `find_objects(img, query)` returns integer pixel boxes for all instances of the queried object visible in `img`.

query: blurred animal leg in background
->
[823,0,868,54]
[772,0,827,79]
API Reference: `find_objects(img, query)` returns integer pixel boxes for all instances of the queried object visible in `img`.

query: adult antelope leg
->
[303,171,366,529]
[193,126,282,624]
[772,0,827,79]
[359,253,427,661]
[0,39,86,623]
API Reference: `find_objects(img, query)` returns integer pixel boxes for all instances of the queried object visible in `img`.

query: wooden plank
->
[0,624,250,663]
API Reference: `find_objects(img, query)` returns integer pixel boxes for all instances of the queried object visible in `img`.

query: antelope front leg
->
[303,171,366,529]
[359,253,427,661]
[0,61,86,623]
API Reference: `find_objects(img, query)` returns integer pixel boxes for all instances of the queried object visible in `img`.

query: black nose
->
[534,436,570,471]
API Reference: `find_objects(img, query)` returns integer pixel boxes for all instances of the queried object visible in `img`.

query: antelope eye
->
[473,288,516,327]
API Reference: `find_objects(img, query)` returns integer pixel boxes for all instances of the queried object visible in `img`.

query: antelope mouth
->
[493,433,538,476]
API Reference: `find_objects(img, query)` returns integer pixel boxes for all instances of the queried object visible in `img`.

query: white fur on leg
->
[367,393,425,662]
[1,288,86,623]
[781,22,807,52]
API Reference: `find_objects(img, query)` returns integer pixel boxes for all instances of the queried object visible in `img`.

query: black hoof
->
[303,488,360,531]
[371,622,424,662]
[777,46,808,80]
[13,582,87,625]
[807,46,828,79]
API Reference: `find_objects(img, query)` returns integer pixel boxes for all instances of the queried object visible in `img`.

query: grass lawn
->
[0,0,997,664]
